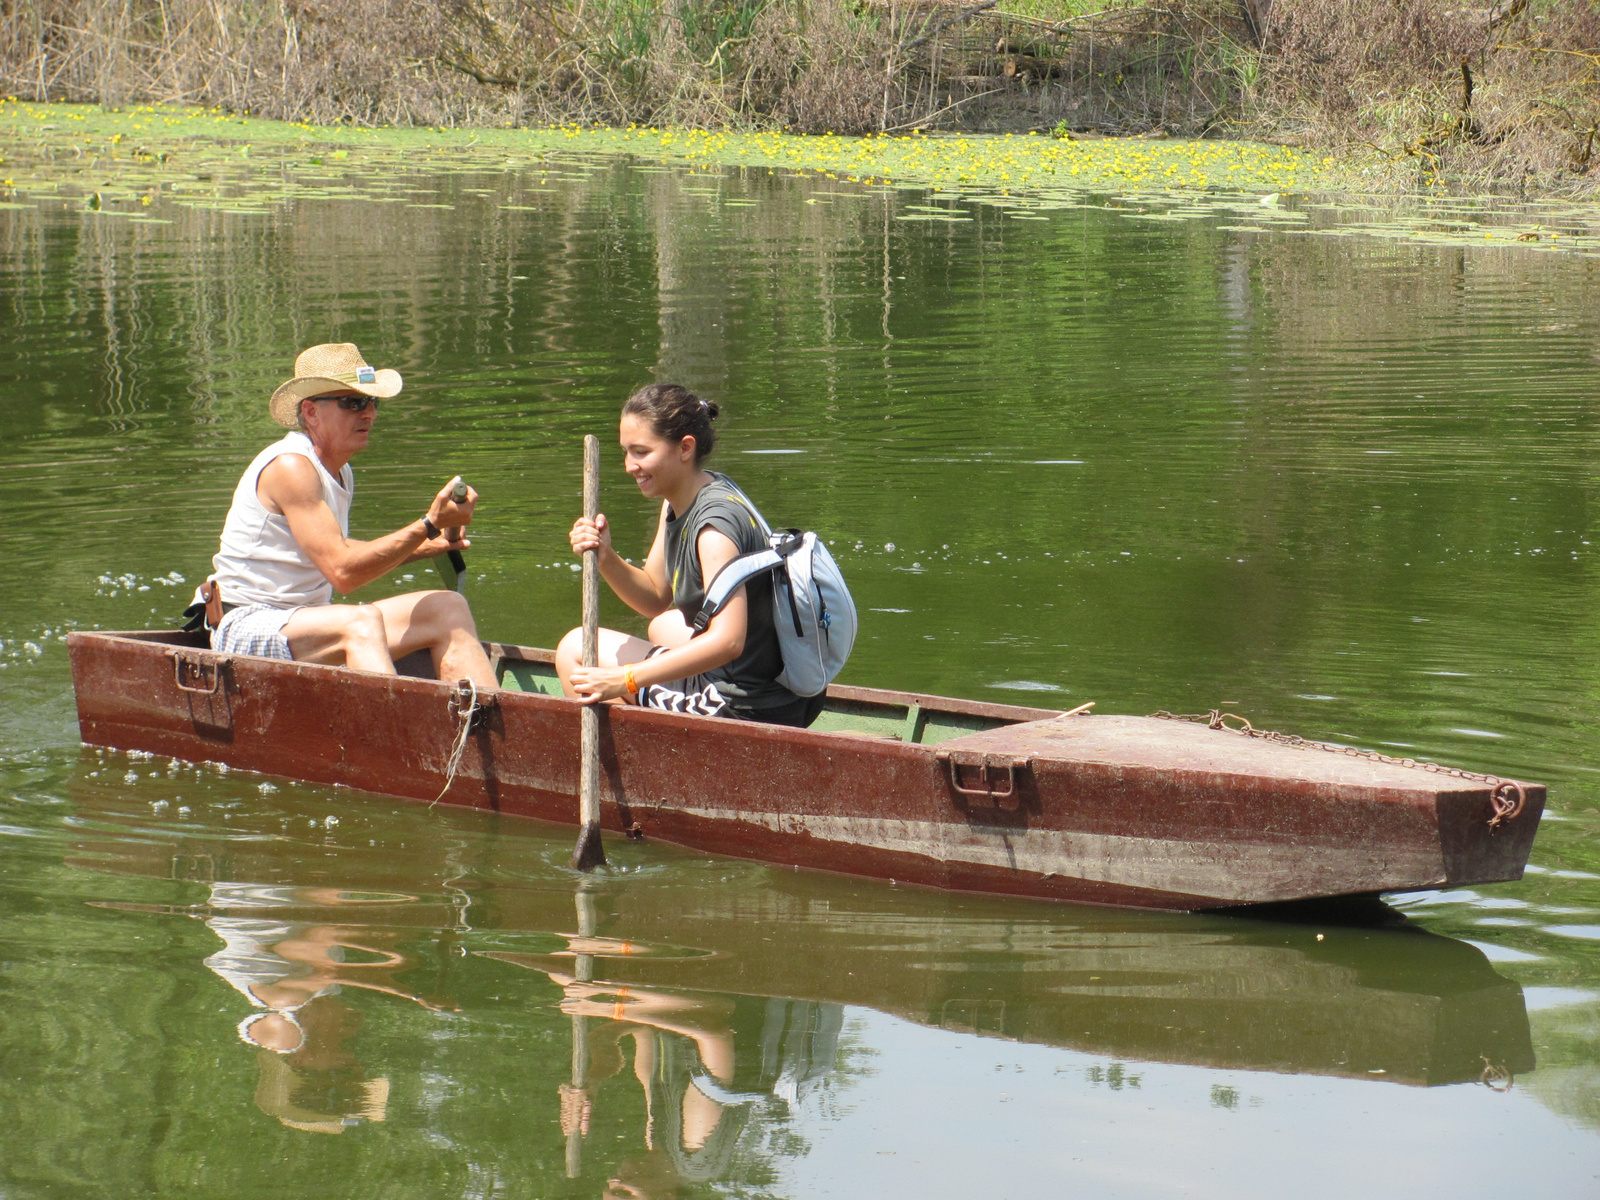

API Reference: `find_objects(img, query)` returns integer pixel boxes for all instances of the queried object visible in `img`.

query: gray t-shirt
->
[664,472,793,710]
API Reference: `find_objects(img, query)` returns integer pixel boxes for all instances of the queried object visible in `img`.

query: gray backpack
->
[692,504,857,698]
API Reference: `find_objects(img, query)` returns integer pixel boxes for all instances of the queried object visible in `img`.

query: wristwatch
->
[421,515,440,539]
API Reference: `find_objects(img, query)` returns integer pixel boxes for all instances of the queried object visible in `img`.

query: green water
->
[3,154,1600,1197]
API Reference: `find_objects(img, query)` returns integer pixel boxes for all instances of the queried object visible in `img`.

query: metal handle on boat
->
[937,749,1028,804]
[168,649,227,696]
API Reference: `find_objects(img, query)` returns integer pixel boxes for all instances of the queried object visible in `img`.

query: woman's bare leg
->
[554,626,656,698]
[647,609,695,648]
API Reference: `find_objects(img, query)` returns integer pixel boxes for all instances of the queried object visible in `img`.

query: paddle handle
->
[578,436,602,842]
[581,445,599,667]
[443,475,468,543]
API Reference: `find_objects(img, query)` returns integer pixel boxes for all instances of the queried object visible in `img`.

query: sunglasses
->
[315,393,380,413]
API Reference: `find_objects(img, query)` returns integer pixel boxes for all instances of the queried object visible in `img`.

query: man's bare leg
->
[285,590,496,688]
[370,590,496,688]
[284,603,397,673]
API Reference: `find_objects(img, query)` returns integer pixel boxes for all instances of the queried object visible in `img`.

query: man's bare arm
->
[259,455,474,595]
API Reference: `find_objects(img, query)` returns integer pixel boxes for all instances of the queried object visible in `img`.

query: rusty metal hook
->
[1488,782,1526,831]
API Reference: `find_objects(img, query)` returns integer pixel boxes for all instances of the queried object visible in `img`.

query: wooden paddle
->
[434,476,470,592]
[572,436,607,872]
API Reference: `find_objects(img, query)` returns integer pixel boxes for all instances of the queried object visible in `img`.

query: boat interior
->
[487,642,1058,745]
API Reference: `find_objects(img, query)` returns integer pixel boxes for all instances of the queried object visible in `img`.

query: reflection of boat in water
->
[67,630,1544,909]
[478,889,1532,1089]
[71,779,1534,1093]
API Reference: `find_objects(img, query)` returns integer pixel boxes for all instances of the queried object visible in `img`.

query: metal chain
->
[1147,710,1528,830]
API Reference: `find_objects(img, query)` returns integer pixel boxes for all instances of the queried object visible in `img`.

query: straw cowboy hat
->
[268,343,403,429]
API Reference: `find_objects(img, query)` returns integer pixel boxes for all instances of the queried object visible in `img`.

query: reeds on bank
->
[1265,0,1600,194]
[2,0,1598,195]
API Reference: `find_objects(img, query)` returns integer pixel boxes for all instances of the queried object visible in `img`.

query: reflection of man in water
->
[201,883,453,1134]
[245,995,389,1135]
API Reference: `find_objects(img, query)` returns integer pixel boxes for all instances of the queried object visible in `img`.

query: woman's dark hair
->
[623,383,720,462]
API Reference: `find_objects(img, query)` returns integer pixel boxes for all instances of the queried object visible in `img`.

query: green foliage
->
[680,0,774,64]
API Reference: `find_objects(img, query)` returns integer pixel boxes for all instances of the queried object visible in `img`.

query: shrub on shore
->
[1264,0,1600,194]
[1,0,1596,195]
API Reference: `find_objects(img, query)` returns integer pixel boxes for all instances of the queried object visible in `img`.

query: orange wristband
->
[624,666,639,697]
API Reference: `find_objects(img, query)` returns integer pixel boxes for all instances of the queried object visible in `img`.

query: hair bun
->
[622,382,722,463]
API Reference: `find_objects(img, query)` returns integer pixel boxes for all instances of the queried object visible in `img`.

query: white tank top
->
[211,431,354,609]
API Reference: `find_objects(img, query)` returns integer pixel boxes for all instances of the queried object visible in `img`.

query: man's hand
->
[427,479,478,530]
[407,530,470,562]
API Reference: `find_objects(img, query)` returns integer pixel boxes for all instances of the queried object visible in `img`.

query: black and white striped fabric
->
[638,676,730,718]
[213,603,296,661]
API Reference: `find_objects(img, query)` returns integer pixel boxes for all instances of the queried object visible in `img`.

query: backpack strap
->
[722,481,774,539]
[691,533,805,635]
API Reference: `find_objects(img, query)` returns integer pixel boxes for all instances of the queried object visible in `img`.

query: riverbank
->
[4,2,1597,199]
[4,101,1599,255]
[0,100,1324,196]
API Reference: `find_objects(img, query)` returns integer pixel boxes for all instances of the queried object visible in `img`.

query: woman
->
[557,383,822,728]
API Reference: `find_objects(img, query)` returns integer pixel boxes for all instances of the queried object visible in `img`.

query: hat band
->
[329,367,377,385]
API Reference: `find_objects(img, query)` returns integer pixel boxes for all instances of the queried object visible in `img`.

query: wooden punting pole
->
[572,434,607,872]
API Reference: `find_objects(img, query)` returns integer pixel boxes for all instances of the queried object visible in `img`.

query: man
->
[203,342,496,688]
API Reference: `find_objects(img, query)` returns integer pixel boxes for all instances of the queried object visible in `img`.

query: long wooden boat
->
[66,628,1545,910]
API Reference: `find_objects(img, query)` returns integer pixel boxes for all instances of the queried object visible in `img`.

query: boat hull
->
[65,630,1544,910]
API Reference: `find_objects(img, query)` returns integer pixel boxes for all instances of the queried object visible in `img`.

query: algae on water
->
[3,101,1599,256]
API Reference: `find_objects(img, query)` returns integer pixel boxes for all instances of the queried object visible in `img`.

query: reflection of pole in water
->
[564,887,598,1178]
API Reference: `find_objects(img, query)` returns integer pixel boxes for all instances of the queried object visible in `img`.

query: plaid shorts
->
[214,604,296,661]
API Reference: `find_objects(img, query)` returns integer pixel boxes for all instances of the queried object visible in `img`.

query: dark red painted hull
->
[65,630,1544,910]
